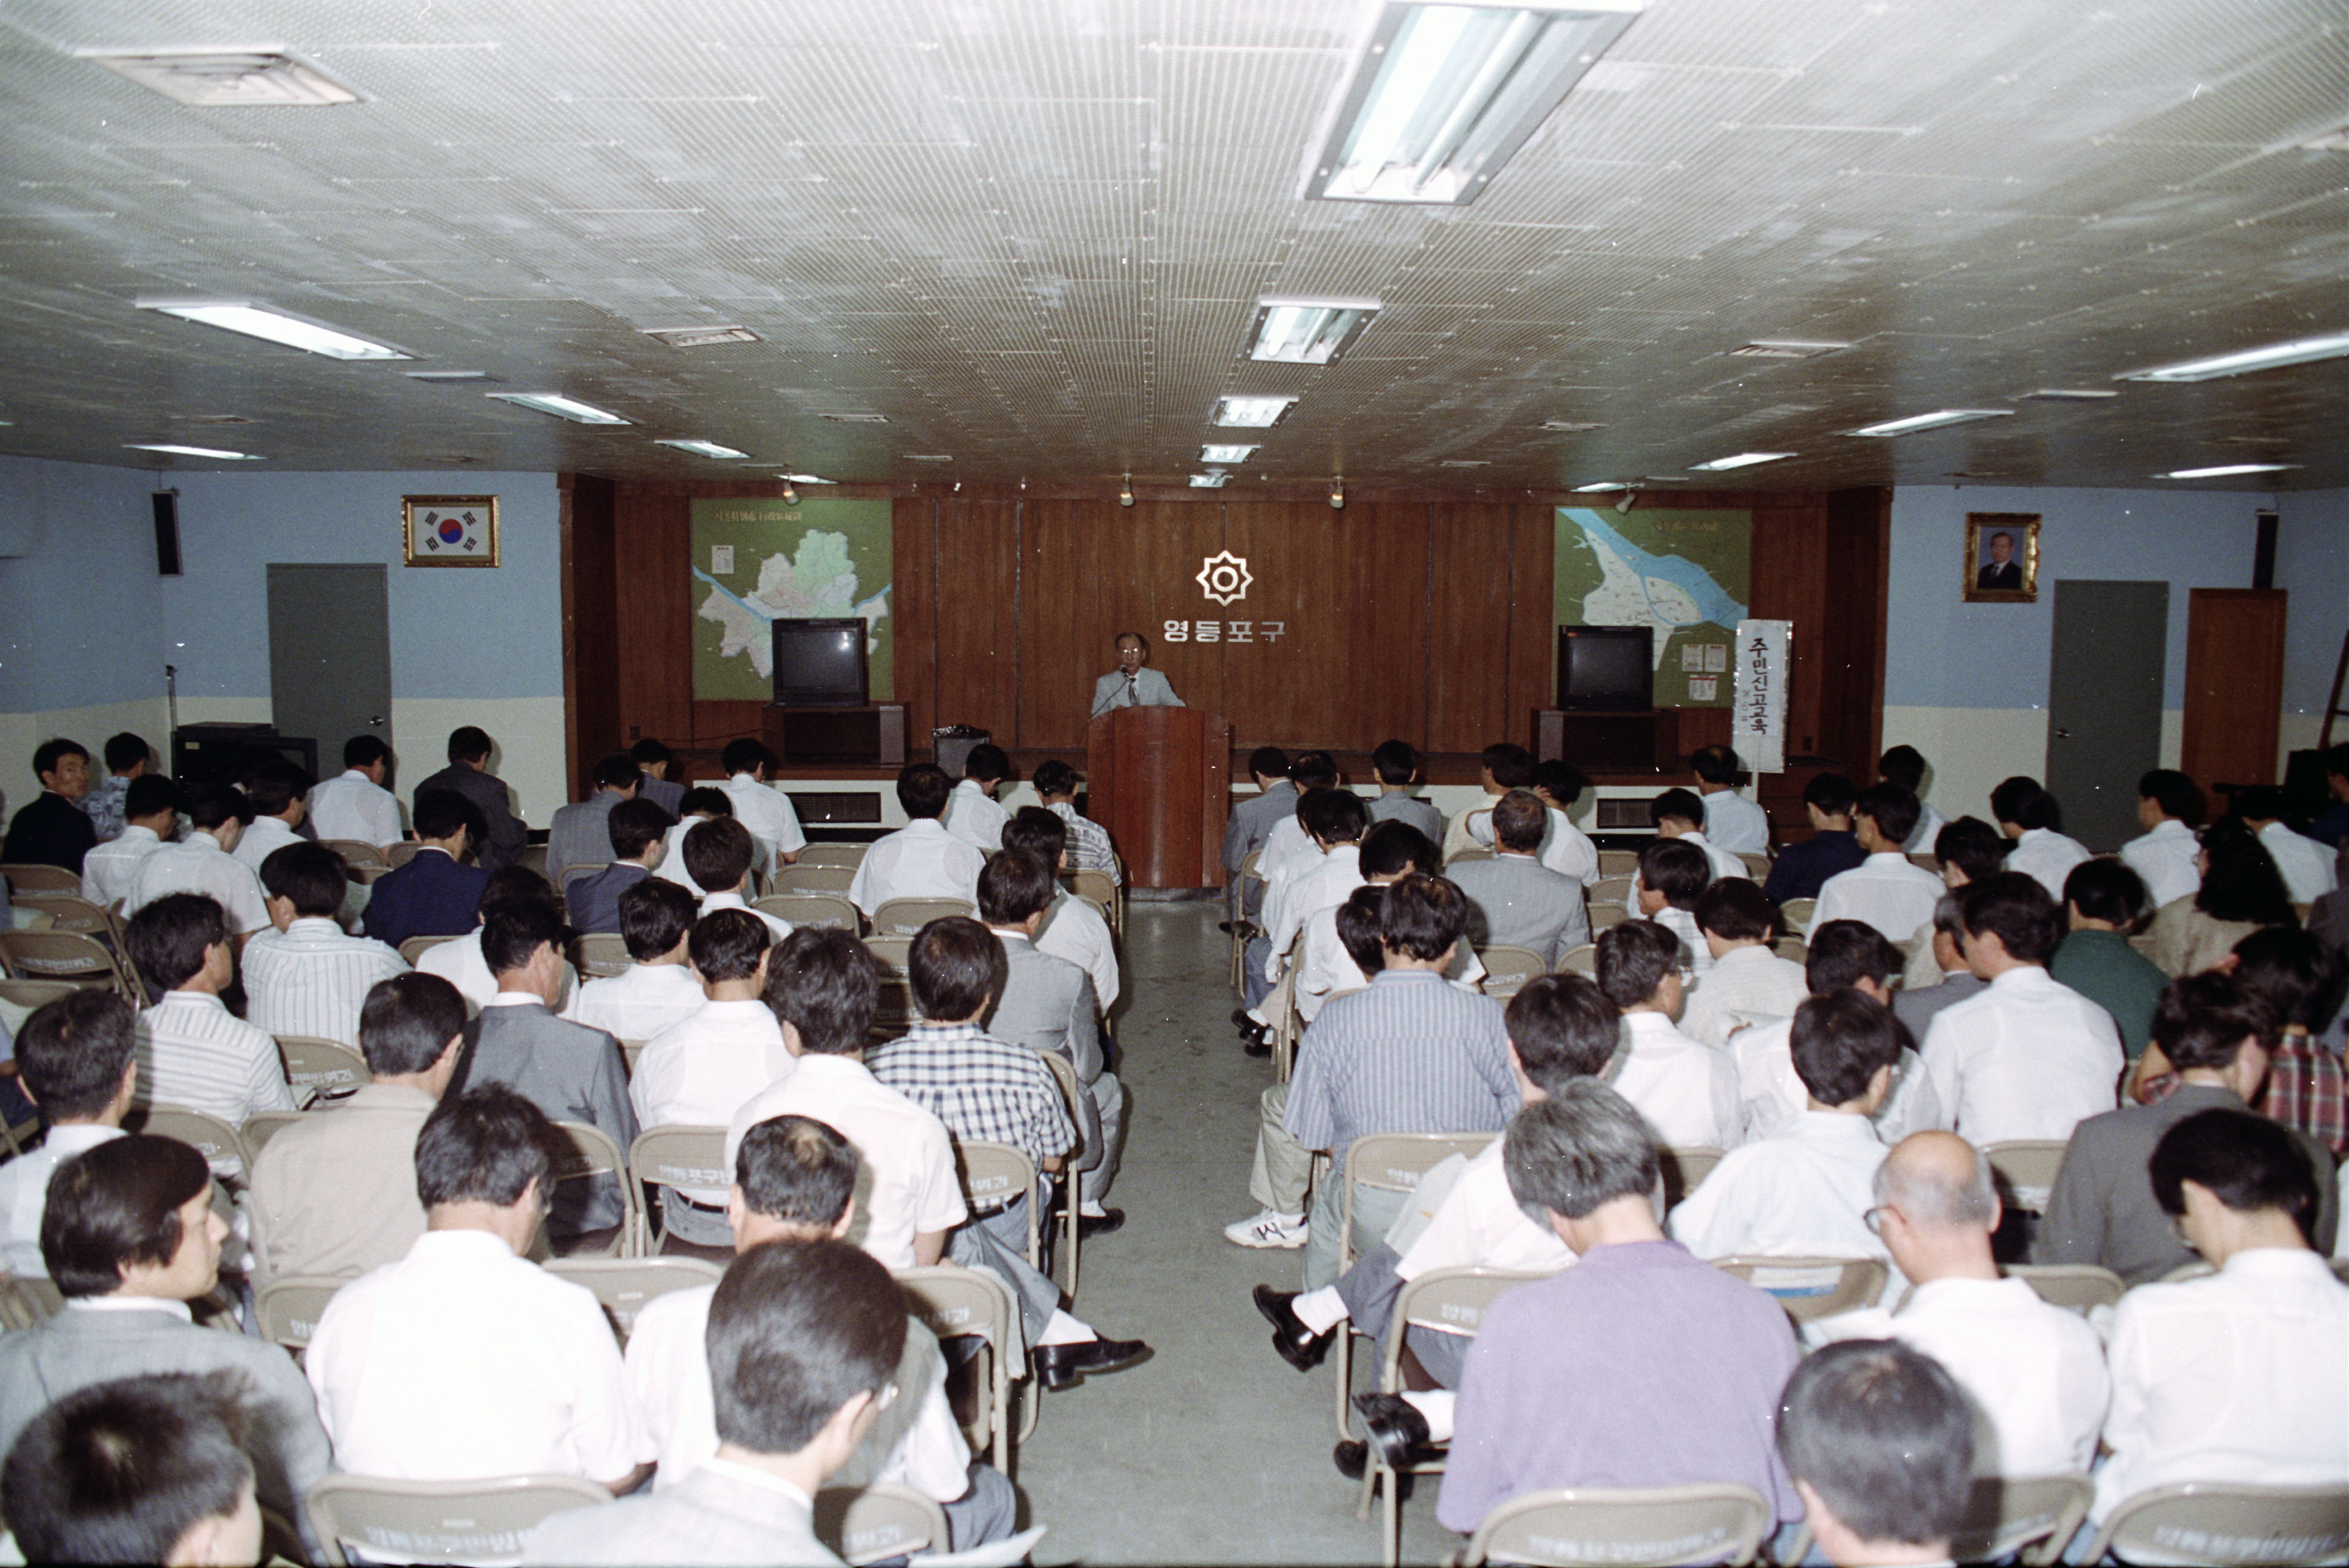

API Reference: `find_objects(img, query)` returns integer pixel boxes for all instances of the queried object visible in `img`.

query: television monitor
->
[771,618,869,707]
[1556,625,1653,712]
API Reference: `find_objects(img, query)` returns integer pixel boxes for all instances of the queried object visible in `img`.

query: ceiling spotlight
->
[485,391,630,425]
[137,299,410,361]
[2157,463,2299,480]
[1214,396,1298,428]
[656,439,749,460]
[1330,476,1346,510]
[125,443,261,460]
[1119,475,1135,507]
[1246,299,1381,365]
[1845,409,2013,438]
[782,482,799,505]
[2118,331,2349,382]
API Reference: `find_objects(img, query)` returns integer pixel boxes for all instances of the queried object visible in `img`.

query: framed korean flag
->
[402,495,500,567]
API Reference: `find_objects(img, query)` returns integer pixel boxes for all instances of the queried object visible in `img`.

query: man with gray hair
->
[1777,1339,1975,1568]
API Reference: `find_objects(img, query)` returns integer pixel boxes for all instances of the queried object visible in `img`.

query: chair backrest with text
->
[1461,1483,1773,1567]
[2078,1482,2349,1568]
[544,1254,723,1345]
[624,1126,731,1256]
[304,1474,612,1567]
[1711,1256,1888,1323]
[896,1265,1016,1470]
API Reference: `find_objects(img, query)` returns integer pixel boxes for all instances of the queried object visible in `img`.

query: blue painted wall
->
[0,456,171,711]
[2276,488,2349,719]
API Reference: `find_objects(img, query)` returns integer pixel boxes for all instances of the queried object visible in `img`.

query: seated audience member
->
[1691,744,1770,856]
[415,863,571,1009]
[1295,824,1488,1023]
[1679,878,1809,1049]
[359,787,489,947]
[1919,871,2123,1145]
[630,738,686,817]
[847,764,985,916]
[1761,772,1866,906]
[523,1239,905,1568]
[80,774,178,911]
[2038,972,2337,1283]
[2313,745,2349,849]
[1033,758,1121,887]
[1990,776,2091,902]
[0,992,135,1278]
[125,895,295,1156]
[1877,744,1946,855]
[1649,785,1749,884]
[1890,894,1987,1040]
[2145,815,2298,979]
[1444,789,1584,967]
[1004,807,1120,1010]
[2236,928,2349,1159]
[242,842,408,1047]
[1811,1131,2109,1480]
[1809,783,1943,945]
[412,726,528,874]
[1671,991,1903,1291]
[2237,784,2339,905]
[1257,752,1340,884]
[1258,786,1372,997]
[1,738,97,873]
[1224,745,1296,913]
[1523,759,1603,886]
[1734,921,1938,1147]
[0,1137,329,1533]
[547,751,641,890]
[1365,738,1444,843]
[685,816,792,941]
[564,796,674,936]
[127,786,267,938]
[448,900,636,1238]
[2123,768,2206,911]
[630,909,787,1248]
[943,742,1013,851]
[229,762,308,877]
[305,1085,651,1491]
[1776,1340,1975,1568]
[1596,918,1739,1150]
[652,787,734,900]
[568,878,708,1043]
[718,738,808,880]
[2091,1108,2349,1524]
[1435,1082,1801,1537]
[1898,815,2012,991]
[77,732,151,844]
[307,735,403,854]
[1633,834,1716,973]
[1440,741,1530,862]
[0,1371,264,1568]
[246,973,466,1286]
[2048,857,2167,1059]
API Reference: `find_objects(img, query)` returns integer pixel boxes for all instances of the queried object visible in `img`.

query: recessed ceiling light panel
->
[657,440,750,460]
[819,412,889,424]
[1542,419,1607,431]
[404,369,496,383]
[904,454,954,463]
[2020,388,2117,401]
[1571,480,1628,492]
[1846,409,2013,438]
[2118,331,2349,383]
[1729,340,1848,360]
[1246,299,1381,365]
[1201,444,1259,464]
[1688,452,1792,471]
[1214,396,1298,428]
[2157,463,2299,479]
[138,299,410,361]
[485,391,630,425]
[780,473,837,484]
[126,443,262,460]
[1189,472,1232,488]
[80,47,361,106]
[642,325,761,349]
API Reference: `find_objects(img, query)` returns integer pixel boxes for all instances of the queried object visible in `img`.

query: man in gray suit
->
[411,726,528,874]
[1365,739,1444,843]
[1444,790,1587,966]
[548,752,643,889]
[523,1238,904,1567]
[1222,745,1295,957]
[1090,630,1185,719]
[1892,895,1988,1040]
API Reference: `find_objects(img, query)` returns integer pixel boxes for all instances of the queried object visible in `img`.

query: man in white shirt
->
[651,787,733,902]
[1527,760,1604,884]
[2092,1107,2348,1523]
[1595,918,1739,1150]
[416,865,578,1011]
[1262,788,1371,988]
[1679,878,1808,1049]
[847,764,985,918]
[125,786,268,939]
[1691,744,1770,857]
[1731,921,1941,1148]
[305,1084,652,1492]
[2237,785,2339,905]
[1776,1340,1977,1568]
[0,990,134,1279]
[1919,871,2124,1146]
[243,842,409,1048]
[630,908,790,1247]
[1990,776,2092,903]
[1441,742,1534,864]
[1634,836,1720,977]
[716,739,807,881]
[307,735,404,855]
[942,743,1012,852]
[1809,782,1945,944]
[123,894,295,1167]
[2121,769,2205,911]
[1255,753,1338,897]
[684,817,794,942]
[230,762,309,877]
[1877,745,1946,856]
[80,774,178,911]
[1296,827,1489,1023]
[568,878,708,1043]
[1005,808,1120,1011]
[1643,787,1750,894]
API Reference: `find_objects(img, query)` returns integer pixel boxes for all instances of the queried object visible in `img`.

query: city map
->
[1553,505,1751,707]
[689,495,894,700]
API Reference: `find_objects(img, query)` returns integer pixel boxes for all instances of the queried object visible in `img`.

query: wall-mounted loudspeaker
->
[152,491,182,577]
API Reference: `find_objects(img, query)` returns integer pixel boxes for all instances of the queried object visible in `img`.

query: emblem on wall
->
[1196,551,1252,606]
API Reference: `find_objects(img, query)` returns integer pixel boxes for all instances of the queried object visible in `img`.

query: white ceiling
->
[0,0,2342,489]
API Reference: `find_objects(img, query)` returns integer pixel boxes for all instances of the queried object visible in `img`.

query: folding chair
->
[568,932,632,979]
[1263,940,1303,1083]
[870,896,975,937]
[0,978,81,1011]
[1588,903,1631,934]
[1773,934,1808,962]
[796,842,868,868]
[304,1473,613,1567]
[545,1254,723,1343]
[383,842,424,870]
[1070,868,1120,937]
[241,1109,310,1158]
[399,934,460,966]
[624,1124,731,1257]
[1660,1146,1725,1210]
[0,930,137,1000]
[558,864,611,894]
[1778,897,1818,930]
[0,863,79,894]
[1596,848,1640,877]
[896,1265,1018,1471]
[1459,1484,1775,1567]
[255,1275,347,1351]
[550,1121,636,1259]
[960,1141,1041,1267]
[1446,846,1494,865]
[1034,1050,1087,1293]
[1477,945,1546,1000]
[1230,849,1262,991]
[776,862,857,895]
[7,893,111,938]
[2077,1481,2349,1567]
[1984,1140,2070,1213]
[1555,943,1598,977]
[815,1482,949,1567]
[865,937,915,1035]
[1591,875,1636,908]
[2003,1263,2127,1316]
[317,840,393,884]
[1738,851,1772,877]
[275,1036,371,1105]
[1712,1256,1888,1323]
[0,1272,63,1330]
[757,892,861,931]
[131,1105,252,1177]
[1956,1473,2095,1566]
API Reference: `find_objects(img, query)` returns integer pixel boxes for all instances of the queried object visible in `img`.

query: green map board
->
[1554,506,1752,708]
[690,497,895,701]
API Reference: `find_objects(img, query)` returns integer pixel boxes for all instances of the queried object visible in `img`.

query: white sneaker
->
[1223,1210,1308,1248]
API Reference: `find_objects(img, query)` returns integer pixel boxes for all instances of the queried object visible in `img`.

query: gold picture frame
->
[402,495,500,567]
[1963,512,2039,603]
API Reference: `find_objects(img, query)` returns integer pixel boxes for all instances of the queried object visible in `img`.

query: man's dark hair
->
[684,817,756,894]
[1638,837,1710,908]
[681,787,734,820]
[607,798,673,861]
[1503,1081,1659,1222]
[258,842,347,919]
[1480,743,1533,790]
[1777,1340,1974,1550]
[2327,743,2349,782]
[1695,878,1775,943]
[478,864,560,921]
[1690,745,1744,786]
[1378,874,1470,961]
[2231,927,2347,1036]
[15,992,135,1121]
[895,764,952,820]
[1933,816,2009,883]
[721,739,774,778]
[1802,772,1857,818]
[1791,991,1905,1107]
[441,726,489,766]
[1649,787,1705,831]
[909,915,1006,1021]
[1959,871,2061,965]
[1505,975,1619,1093]
[1001,805,1066,870]
[1297,786,1369,847]
[1,1371,255,1566]
[2150,1107,2319,1226]
[31,738,89,781]
[1990,775,2063,833]
[122,773,181,828]
[1288,751,1338,791]
[357,973,468,1078]
[977,850,1057,927]
[238,764,299,820]
[1360,821,1436,879]
[2138,769,2206,827]
[480,900,567,976]
[182,785,244,834]
[1336,886,1386,975]
[1852,783,1921,848]
[2195,818,2299,926]
[766,928,879,1055]
[708,1239,907,1456]
[737,1115,859,1228]
[1248,746,1290,783]
[2064,858,2148,929]
[691,908,771,984]
[125,894,226,993]
[1371,739,1419,786]
[415,1083,566,1211]
[1489,790,1547,855]
[962,743,1009,783]
[412,788,484,846]
[632,737,674,770]
[1032,760,1080,799]
[1805,920,1902,995]
[591,752,642,793]
[100,733,150,774]
[1531,758,1586,806]
[342,735,392,770]
[618,877,698,962]
[2231,785,2288,824]
[42,1136,211,1299]
[1596,919,1680,1010]
[2151,972,2277,1074]
[1877,745,1927,794]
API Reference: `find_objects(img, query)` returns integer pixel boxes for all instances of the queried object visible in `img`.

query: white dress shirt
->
[1264,846,1365,981]
[1258,815,1318,881]
[80,824,164,909]
[845,819,985,916]
[309,770,404,852]
[1394,1136,1576,1283]
[1809,851,1945,943]
[1919,965,2123,1145]
[2119,818,2202,911]
[2258,820,2338,904]
[1613,1010,1741,1150]
[697,890,792,943]
[1653,906,1716,976]
[134,991,295,1165]
[1462,804,1602,884]
[631,1000,793,1204]
[569,963,708,1044]
[0,1124,122,1277]
[1702,790,1770,856]
[417,930,497,1008]
[1625,832,1748,927]
[231,815,305,875]
[1905,801,1949,856]
[241,917,409,1048]
[1035,890,1119,1010]
[1668,1112,1896,1294]
[2093,1247,2348,1522]
[718,774,807,877]
[306,1228,649,1484]
[649,818,709,898]
[940,779,1009,852]
[1678,944,1810,1050]
[2004,826,2093,903]
[1295,902,1487,1022]
[126,832,269,933]
[726,1054,967,1268]
[1729,1017,1942,1147]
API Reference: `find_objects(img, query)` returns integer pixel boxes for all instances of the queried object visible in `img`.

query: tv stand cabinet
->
[763,704,907,769]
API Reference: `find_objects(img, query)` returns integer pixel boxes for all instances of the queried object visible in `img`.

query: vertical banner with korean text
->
[1734,618,1791,773]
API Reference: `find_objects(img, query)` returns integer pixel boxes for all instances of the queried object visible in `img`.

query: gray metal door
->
[2045,580,2168,853]
[267,564,393,785]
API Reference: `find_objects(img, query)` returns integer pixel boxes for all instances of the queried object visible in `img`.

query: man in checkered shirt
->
[1033,760,1120,889]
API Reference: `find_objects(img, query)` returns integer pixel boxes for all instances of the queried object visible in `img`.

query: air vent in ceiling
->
[642,325,761,349]
[1728,340,1848,360]
[77,47,361,107]
[2298,122,2349,152]
[820,412,889,423]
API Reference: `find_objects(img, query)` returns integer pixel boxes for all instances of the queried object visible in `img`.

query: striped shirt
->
[1284,969,1517,1162]
[241,917,410,1048]
[1047,801,1120,887]
[867,1023,1075,1174]
[80,824,164,909]
[134,991,296,1168]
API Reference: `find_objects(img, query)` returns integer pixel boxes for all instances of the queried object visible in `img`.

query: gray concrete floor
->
[1012,900,1458,1566]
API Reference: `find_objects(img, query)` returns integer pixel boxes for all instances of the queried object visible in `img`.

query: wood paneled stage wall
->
[559,476,1889,798]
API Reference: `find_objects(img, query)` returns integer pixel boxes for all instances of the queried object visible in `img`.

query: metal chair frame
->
[1984,1139,2070,1213]
[255,1274,347,1351]
[274,1035,371,1106]
[1711,1255,1889,1323]
[2077,1481,2349,1568]
[896,1265,1019,1472]
[1476,944,1546,1000]
[815,1482,950,1567]
[550,1120,637,1259]
[567,932,632,979]
[544,1254,724,1345]
[756,892,861,931]
[623,1124,731,1258]
[869,896,977,937]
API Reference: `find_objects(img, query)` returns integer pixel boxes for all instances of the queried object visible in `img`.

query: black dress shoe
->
[1353,1392,1435,1470]
[1076,1208,1124,1240]
[1333,1441,1416,1495]
[1230,1007,1256,1033]
[1243,1029,1273,1058]
[1254,1284,1335,1371]
[1034,1336,1151,1391]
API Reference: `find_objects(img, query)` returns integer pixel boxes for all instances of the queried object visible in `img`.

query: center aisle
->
[1013,900,1459,1564]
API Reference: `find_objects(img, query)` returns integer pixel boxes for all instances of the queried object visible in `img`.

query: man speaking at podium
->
[1091,631,1185,719]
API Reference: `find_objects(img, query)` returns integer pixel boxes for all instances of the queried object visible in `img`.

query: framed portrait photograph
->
[402,495,500,567]
[1963,512,2039,603]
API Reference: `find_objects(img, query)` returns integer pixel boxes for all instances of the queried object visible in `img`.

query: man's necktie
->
[1125,673,1138,706]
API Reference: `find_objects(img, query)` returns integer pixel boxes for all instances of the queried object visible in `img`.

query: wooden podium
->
[1087,707,1230,891]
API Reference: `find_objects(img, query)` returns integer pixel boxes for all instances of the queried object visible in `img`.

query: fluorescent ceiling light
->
[2021,388,2116,401]
[657,440,749,460]
[780,472,836,484]
[820,412,889,423]
[904,454,954,463]
[1246,299,1381,365]
[405,369,495,383]
[1190,472,1232,488]
[1542,419,1606,431]
[1846,409,2013,438]
[1201,444,1259,464]
[79,48,361,107]
[1571,481,1628,492]
[642,325,760,348]
[1729,340,1848,360]
[1214,396,1297,428]
[485,391,630,425]
[1689,452,1792,471]
[2158,463,2299,479]
[1308,0,1641,205]
[2118,331,2349,383]
[126,443,261,460]
[137,299,410,361]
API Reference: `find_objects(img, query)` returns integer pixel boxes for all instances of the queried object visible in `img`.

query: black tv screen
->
[1558,625,1653,712]
[771,618,869,707]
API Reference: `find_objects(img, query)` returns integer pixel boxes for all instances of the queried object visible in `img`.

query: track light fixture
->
[1120,474,1135,507]
[782,482,799,505]
[1330,476,1346,510]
